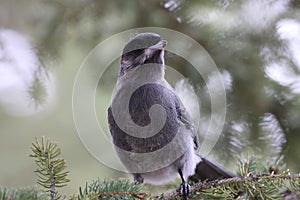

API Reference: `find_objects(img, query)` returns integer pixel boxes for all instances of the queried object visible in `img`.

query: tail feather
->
[190,157,236,182]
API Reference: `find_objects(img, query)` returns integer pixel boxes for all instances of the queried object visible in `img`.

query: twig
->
[96,191,149,199]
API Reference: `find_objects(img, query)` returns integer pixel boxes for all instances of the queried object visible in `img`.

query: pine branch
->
[30,137,70,200]
[75,178,149,200]
[26,138,299,200]
[0,187,49,200]
[155,172,300,200]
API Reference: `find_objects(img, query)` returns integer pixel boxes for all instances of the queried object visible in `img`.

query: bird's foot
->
[178,182,190,200]
[133,173,144,184]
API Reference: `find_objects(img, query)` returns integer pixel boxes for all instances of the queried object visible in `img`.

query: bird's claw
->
[178,182,190,200]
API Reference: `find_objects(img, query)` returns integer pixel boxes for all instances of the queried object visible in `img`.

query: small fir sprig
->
[75,178,149,200]
[30,137,70,200]
[0,187,49,200]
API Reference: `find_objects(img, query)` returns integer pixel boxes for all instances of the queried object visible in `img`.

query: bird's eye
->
[121,49,144,66]
[126,49,144,56]
[122,49,144,61]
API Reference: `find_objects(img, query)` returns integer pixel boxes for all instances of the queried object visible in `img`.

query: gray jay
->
[107,32,235,199]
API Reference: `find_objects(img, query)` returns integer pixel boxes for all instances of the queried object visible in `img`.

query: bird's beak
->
[144,40,167,57]
[149,40,167,50]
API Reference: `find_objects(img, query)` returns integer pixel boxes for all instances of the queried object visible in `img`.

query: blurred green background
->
[0,0,300,195]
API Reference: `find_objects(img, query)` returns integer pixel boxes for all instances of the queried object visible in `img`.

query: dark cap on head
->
[122,33,162,55]
[119,32,167,77]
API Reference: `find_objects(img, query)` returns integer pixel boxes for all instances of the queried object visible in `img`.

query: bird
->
[107,32,236,200]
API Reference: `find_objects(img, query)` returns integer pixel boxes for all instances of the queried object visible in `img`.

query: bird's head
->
[120,33,167,76]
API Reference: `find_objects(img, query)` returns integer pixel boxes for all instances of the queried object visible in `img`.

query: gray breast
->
[108,83,182,153]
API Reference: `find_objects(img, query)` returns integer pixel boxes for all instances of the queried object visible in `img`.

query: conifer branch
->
[155,172,300,200]
[30,137,70,200]
[76,178,149,200]
[27,138,300,200]
[0,187,49,200]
